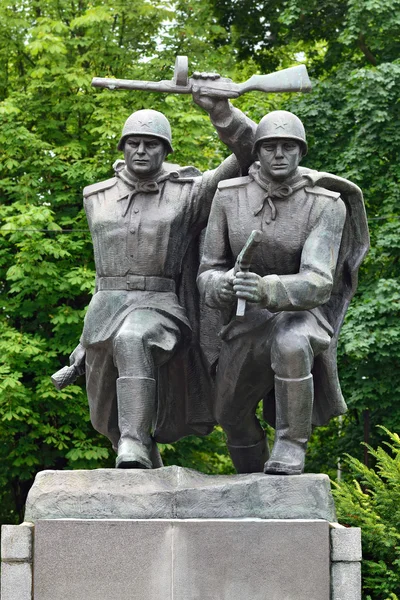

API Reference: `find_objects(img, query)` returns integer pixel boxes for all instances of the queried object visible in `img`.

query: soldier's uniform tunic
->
[198,164,347,446]
[80,108,256,448]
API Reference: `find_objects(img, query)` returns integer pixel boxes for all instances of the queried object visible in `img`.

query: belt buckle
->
[126,275,145,291]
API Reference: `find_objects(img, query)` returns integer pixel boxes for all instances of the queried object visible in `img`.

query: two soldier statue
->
[60,70,369,476]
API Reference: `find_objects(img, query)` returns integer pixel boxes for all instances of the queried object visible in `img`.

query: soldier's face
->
[124,136,167,178]
[258,139,303,181]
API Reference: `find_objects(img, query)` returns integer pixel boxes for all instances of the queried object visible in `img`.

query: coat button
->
[134,208,139,214]
[130,229,135,234]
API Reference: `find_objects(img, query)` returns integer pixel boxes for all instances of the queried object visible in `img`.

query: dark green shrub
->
[333,428,400,600]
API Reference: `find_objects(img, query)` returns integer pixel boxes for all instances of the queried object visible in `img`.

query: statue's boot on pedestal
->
[228,435,269,474]
[150,439,164,468]
[116,376,156,469]
[112,439,163,468]
[264,374,313,475]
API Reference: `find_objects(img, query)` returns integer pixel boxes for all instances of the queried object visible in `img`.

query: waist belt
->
[98,275,176,292]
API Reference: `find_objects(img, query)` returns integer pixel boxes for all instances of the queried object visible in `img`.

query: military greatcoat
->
[79,107,256,445]
[198,164,369,426]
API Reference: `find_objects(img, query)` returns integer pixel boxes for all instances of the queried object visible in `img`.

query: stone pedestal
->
[1,467,362,599]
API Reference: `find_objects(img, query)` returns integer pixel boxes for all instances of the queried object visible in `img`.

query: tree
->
[211,0,400,72]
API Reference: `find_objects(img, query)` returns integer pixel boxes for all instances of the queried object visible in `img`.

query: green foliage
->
[161,427,235,475]
[212,0,400,72]
[333,428,400,599]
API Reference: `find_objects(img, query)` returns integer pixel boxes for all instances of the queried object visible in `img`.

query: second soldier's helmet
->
[117,109,173,153]
[253,110,307,155]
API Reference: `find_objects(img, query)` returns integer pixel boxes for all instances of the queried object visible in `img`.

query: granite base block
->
[330,523,362,562]
[331,562,362,600]
[1,524,34,600]
[1,561,32,600]
[1,523,33,562]
[33,518,330,600]
[1,468,362,599]
[24,466,336,522]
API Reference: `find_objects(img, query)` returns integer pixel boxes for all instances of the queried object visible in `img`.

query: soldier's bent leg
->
[113,310,181,469]
[265,312,331,475]
[86,343,120,449]
[215,333,274,473]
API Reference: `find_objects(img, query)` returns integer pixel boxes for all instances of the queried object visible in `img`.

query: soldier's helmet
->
[117,109,173,153]
[253,110,307,156]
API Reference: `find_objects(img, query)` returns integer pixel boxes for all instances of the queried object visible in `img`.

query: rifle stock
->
[237,64,312,95]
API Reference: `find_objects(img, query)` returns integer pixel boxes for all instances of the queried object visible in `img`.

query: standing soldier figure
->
[68,82,255,469]
[198,110,369,475]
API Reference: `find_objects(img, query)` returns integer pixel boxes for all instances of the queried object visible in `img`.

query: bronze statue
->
[52,59,315,471]
[198,110,369,475]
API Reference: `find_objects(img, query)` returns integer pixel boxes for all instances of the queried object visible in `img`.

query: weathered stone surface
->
[24,466,336,522]
[331,524,362,562]
[1,562,32,600]
[34,518,330,600]
[173,519,330,600]
[331,562,361,600]
[34,520,172,600]
[1,524,33,562]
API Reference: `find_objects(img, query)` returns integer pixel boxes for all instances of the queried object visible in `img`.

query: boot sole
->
[264,461,303,475]
[116,456,152,469]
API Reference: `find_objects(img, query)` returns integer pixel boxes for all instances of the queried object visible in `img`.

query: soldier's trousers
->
[85,310,181,448]
[215,310,332,447]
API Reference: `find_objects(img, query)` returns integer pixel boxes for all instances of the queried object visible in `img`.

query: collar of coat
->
[248,163,308,221]
[113,159,201,187]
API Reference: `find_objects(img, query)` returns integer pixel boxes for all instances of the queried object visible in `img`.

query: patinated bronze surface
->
[54,62,363,475]
[198,110,369,475]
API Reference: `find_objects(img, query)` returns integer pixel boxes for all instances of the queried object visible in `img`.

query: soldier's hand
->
[192,72,235,117]
[233,271,269,305]
[215,268,236,306]
[69,343,86,376]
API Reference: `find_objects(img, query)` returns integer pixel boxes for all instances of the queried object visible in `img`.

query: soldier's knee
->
[114,323,147,358]
[115,325,140,345]
[271,330,313,378]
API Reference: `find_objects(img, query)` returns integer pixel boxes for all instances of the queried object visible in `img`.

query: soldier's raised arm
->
[192,73,256,177]
[189,74,256,223]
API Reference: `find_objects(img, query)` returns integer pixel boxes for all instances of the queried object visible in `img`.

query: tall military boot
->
[264,374,313,475]
[116,376,156,469]
[228,435,269,474]
[150,439,164,469]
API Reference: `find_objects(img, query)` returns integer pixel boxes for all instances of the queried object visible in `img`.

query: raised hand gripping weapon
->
[234,230,263,320]
[92,56,312,98]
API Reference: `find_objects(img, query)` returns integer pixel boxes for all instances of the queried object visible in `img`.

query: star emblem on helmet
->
[137,119,154,130]
[274,121,288,129]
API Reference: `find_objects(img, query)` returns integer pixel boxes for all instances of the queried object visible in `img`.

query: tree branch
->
[358,33,378,66]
